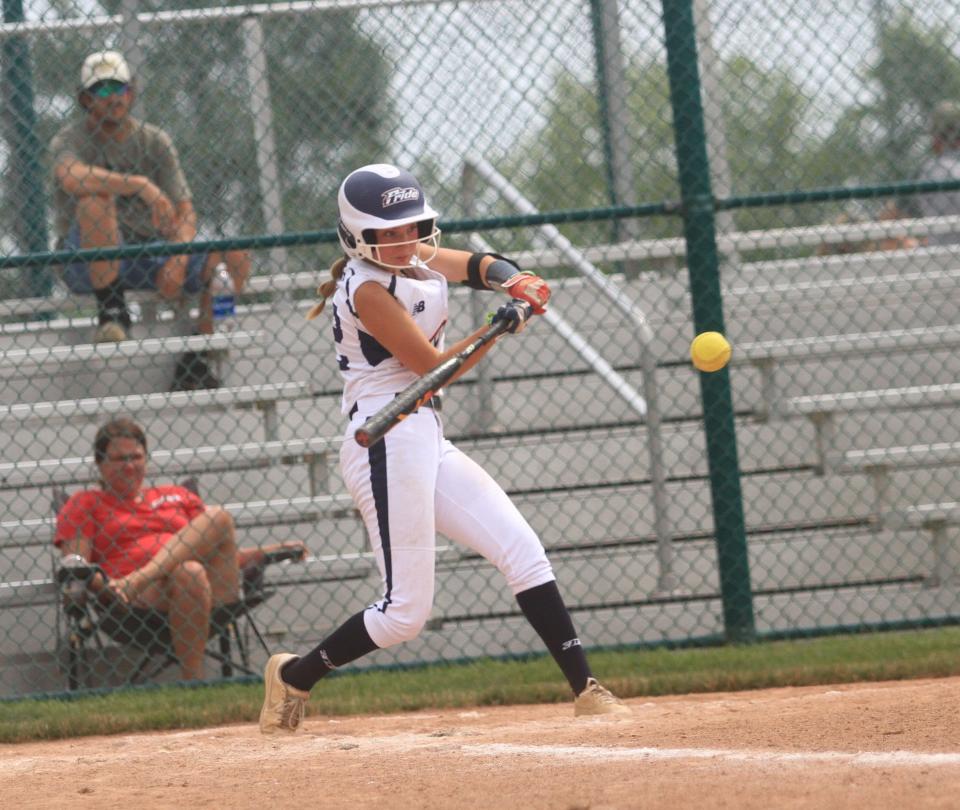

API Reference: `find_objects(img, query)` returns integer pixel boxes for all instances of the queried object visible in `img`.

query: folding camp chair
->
[52,480,301,689]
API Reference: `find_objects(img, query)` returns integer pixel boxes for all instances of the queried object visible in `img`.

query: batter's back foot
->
[574,677,631,716]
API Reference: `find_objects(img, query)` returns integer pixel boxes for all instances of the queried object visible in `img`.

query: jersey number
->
[332,304,344,343]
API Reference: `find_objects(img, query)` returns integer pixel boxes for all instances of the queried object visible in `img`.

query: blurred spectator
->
[816,202,918,257]
[816,209,872,256]
[874,200,920,252]
[915,100,960,246]
[49,50,250,375]
[54,416,305,681]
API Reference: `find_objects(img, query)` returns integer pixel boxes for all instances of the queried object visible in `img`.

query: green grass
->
[4,627,960,744]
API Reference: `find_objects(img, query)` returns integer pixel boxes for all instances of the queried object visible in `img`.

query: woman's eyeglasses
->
[104,452,146,464]
[89,80,130,99]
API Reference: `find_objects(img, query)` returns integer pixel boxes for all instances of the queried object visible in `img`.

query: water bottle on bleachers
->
[211,262,236,332]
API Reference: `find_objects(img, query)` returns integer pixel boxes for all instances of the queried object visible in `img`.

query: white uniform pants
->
[341,396,555,650]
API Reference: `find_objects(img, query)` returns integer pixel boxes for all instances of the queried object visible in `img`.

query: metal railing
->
[463,156,676,592]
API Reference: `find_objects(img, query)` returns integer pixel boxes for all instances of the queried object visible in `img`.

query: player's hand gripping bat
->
[354,300,533,448]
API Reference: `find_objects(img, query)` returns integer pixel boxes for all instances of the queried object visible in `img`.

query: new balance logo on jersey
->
[561,637,582,651]
[381,186,420,208]
[412,300,425,314]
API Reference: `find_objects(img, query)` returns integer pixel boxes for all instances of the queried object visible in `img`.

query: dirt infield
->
[3,677,959,809]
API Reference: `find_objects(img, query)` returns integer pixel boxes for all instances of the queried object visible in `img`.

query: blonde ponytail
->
[306,256,347,320]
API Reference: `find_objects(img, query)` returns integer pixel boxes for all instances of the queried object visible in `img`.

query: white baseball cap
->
[80,51,131,90]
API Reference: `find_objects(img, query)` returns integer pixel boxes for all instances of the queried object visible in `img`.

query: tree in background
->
[500,9,960,250]
[795,11,960,233]
[503,55,821,245]
[867,11,960,182]
[500,61,679,250]
[3,3,959,286]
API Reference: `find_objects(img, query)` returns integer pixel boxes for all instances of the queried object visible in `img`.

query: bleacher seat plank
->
[738,324,960,366]
[0,330,260,369]
[828,442,960,527]
[723,241,960,285]
[785,383,960,471]
[0,491,358,550]
[0,578,55,610]
[0,380,309,423]
[0,436,342,490]
[894,502,960,528]
[882,502,960,587]
[0,466,867,557]
[0,295,72,319]
[725,268,960,308]
[787,382,960,417]
[226,493,358,525]
[838,441,960,473]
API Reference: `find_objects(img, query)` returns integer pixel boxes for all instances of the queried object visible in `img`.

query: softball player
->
[260,164,628,734]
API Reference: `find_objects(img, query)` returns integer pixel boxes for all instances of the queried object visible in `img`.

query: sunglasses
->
[88,80,130,98]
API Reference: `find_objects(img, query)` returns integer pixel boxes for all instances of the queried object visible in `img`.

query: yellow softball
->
[690,331,732,372]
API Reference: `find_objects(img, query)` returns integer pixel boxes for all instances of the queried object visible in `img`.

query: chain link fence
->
[0,0,958,698]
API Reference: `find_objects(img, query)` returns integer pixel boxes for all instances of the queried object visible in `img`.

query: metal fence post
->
[242,14,289,282]
[661,0,755,641]
[1,0,48,298]
[692,0,740,270]
[589,0,642,277]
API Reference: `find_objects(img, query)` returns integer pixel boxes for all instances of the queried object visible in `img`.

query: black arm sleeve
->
[462,253,520,290]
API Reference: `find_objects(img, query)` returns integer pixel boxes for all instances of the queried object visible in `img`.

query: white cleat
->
[259,653,310,735]
[574,677,631,717]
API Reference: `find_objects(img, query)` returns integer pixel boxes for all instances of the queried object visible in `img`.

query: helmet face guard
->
[337,164,440,268]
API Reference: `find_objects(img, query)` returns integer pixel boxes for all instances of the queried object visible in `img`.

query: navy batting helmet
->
[337,164,440,267]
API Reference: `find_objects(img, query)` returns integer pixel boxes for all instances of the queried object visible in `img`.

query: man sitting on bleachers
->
[54,416,305,681]
[49,50,250,372]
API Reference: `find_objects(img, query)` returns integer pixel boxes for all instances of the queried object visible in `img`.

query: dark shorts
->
[61,222,208,295]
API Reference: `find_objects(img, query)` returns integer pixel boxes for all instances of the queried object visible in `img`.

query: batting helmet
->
[337,164,440,267]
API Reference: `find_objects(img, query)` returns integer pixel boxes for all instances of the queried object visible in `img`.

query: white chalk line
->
[464,743,960,768]
[4,731,959,776]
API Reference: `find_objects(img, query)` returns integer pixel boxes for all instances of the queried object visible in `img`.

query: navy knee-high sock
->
[281,611,378,692]
[516,580,592,695]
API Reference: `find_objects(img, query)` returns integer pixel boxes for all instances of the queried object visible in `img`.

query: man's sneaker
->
[574,677,631,717]
[259,653,310,735]
[93,321,127,343]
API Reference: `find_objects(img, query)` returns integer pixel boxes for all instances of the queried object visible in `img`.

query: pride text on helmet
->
[381,186,420,208]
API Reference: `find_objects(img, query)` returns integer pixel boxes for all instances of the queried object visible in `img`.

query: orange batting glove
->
[502,272,551,314]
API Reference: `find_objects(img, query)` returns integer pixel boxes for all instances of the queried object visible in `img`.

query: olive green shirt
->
[50,116,192,244]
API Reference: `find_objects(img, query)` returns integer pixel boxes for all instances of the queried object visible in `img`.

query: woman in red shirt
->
[56,417,253,681]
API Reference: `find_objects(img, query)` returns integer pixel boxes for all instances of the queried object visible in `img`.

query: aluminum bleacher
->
[0,330,260,370]
[784,383,960,471]
[737,325,960,418]
[0,436,341,494]
[1,225,959,695]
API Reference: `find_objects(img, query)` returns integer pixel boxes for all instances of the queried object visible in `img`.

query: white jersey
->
[330,257,448,413]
